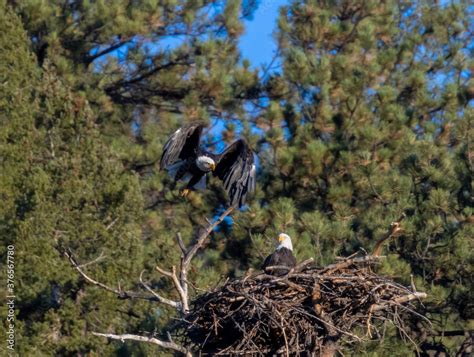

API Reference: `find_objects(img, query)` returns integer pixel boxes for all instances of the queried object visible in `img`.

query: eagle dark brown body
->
[261,234,297,276]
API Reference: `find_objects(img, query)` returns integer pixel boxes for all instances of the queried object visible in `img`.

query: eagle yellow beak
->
[211,163,216,171]
[278,234,285,242]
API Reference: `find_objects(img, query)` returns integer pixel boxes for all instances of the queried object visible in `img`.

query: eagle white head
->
[196,156,216,172]
[277,233,293,251]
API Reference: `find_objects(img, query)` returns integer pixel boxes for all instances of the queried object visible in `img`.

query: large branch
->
[91,332,191,356]
[179,206,234,305]
[143,207,234,314]
[322,255,384,275]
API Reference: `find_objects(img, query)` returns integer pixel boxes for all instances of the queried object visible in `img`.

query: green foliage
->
[1,0,472,355]
[0,7,150,356]
[253,0,473,354]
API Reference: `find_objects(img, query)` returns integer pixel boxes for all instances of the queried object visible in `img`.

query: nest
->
[180,255,427,356]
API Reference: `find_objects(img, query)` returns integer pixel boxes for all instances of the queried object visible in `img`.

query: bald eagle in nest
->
[261,233,297,275]
[160,123,256,207]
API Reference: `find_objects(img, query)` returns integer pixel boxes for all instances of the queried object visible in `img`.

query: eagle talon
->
[161,123,256,207]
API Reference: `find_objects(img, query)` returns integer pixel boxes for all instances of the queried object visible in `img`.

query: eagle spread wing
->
[160,123,205,169]
[214,139,256,207]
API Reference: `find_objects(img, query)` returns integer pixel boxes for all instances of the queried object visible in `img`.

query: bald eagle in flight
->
[160,123,256,207]
[261,233,297,275]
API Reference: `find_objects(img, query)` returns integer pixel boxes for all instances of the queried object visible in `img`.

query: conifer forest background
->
[0,0,473,355]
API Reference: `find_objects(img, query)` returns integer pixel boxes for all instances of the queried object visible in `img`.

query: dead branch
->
[322,254,384,274]
[70,208,235,355]
[371,292,428,312]
[64,249,168,304]
[176,232,187,254]
[150,207,235,313]
[156,265,189,312]
[91,332,191,356]
[178,206,234,304]
[139,270,179,309]
[77,250,106,268]
[372,213,406,256]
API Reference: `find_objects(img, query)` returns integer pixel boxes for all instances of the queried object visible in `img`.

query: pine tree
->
[0,7,151,355]
[2,0,472,355]
[249,0,473,354]
[2,1,260,355]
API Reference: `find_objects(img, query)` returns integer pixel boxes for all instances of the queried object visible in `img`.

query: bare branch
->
[64,249,162,302]
[185,206,235,267]
[372,213,406,256]
[77,251,106,269]
[105,217,119,231]
[263,265,292,273]
[91,332,191,356]
[322,255,384,274]
[179,206,234,306]
[139,270,179,309]
[176,232,187,254]
[371,292,428,312]
[156,265,189,312]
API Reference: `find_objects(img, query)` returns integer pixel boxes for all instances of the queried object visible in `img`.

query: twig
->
[139,270,179,309]
[156,265,189,313]
[77,251,106,268]
[176,232,187,254]
[372,213,406,256]
[366,306,374,338]
[263,265,292,273]
[105,217,119,231]
[263,258,314,275]
[322,255,384,274]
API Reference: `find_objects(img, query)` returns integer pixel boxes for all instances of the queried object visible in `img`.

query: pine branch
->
[84,40,131,65]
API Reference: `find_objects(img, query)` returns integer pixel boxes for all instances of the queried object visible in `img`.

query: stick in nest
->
[181,253,427,355]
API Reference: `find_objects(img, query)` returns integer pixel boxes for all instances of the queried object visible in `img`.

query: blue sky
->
[200,0,288,150]
[239,0,288,69]
[91,1,287,72]
[124,1,288,142]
